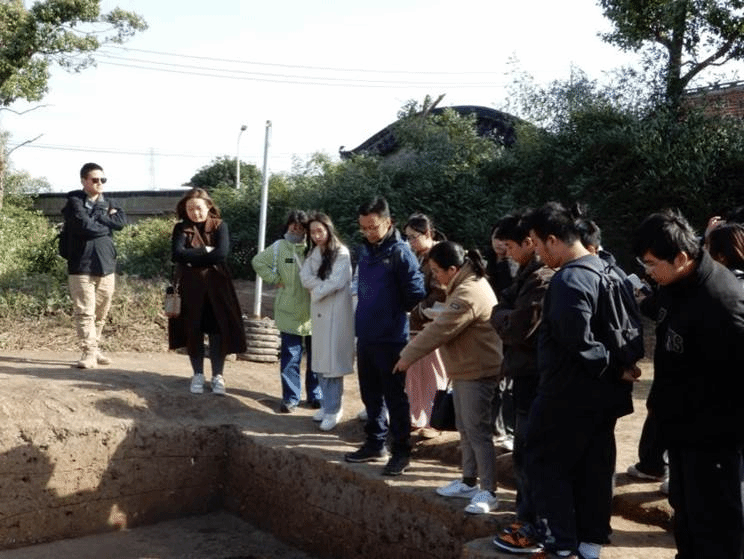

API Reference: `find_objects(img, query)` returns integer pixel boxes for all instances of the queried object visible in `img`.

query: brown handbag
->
[163,284,181,318]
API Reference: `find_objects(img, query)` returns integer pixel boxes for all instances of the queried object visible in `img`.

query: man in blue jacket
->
[345,196,425,476]
[62,163,127,369]
[633,210,744,559]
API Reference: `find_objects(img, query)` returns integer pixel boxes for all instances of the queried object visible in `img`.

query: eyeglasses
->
[635,256,659,271]
[359,221,387,233]
[89,177,107,184]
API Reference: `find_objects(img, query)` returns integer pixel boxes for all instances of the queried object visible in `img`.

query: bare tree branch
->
[6,134,43,156]
[0,104,50,116]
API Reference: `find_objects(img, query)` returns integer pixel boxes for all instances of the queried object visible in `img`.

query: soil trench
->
[0,350,674,558]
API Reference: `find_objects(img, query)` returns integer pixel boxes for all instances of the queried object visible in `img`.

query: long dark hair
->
[175,188,220,221]
[307,212,342,280]
[428,241,488,278]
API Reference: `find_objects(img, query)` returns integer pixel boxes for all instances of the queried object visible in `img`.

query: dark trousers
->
[513,375,539,524]
[526,395,616,552]
[668,444,744,559]
[356,340,410,455]
[637,412,666,476]
[492,376,515,437]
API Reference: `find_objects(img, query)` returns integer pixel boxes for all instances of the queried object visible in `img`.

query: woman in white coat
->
[299,212,355,431]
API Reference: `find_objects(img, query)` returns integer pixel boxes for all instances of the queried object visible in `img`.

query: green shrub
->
[0,203,63,280]
[0,202,69,319]
[114,216,175,279]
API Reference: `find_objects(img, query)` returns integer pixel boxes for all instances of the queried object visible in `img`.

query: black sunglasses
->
[90,177,107,184]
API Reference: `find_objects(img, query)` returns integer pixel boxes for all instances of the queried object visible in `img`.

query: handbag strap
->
[170,263,181,291]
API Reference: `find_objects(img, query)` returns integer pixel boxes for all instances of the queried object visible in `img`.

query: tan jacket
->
[399,262,503,381]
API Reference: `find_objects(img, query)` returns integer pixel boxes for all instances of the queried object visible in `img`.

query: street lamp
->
[236,124,247,189]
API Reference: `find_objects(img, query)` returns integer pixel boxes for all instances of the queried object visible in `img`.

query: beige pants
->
[68,274,115,353]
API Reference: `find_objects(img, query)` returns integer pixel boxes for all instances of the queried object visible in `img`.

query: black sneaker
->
[345,446,388,463]
[382,453,410,476]
[279,401,297,413]
[492,528,543,553]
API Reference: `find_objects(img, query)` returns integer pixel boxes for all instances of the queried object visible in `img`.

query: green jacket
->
[251,238,312,336]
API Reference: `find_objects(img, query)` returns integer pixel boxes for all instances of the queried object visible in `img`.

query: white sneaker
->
[190,374,205,394]
[320,411,342,431]
[464,490,498,514]
[436,479,480,499]
[211,375,226,396]
[95,351,112,366]
[627,463,666,481]
[76,352,97,369]
[313,408,325,422]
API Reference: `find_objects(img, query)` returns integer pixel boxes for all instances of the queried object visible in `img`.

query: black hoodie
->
[649,250,744,446]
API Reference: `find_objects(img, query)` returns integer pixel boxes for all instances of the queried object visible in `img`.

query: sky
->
[1,0,656,192]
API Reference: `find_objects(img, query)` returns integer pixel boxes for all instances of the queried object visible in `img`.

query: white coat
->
[299,244,355,377]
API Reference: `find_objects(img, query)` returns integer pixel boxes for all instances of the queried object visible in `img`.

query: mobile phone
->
[627,273,652,296]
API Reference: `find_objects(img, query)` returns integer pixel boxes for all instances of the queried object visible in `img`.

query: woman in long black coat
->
[168,188,246,395]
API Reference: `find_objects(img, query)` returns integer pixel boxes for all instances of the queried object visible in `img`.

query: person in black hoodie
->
[61,163,127,369]
[522,203,641,559]
[633,210,744,559]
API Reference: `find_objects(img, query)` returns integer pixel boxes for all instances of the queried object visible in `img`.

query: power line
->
[104,45,505,76]
[6,143,212,157]
[96,52,505,86]
[6,141,314,160]
[95,58,506,89]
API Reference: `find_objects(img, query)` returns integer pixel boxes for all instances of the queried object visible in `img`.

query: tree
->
[0,0,145,210]
[0,0,147,106]
[488,67,744,269]
[292,100,507,250]
[599,0,744,111]
[188,156,262,190]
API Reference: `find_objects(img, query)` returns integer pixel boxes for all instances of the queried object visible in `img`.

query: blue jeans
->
[357,340,410,455]
[318,376,343,415]
[279,333,321,406]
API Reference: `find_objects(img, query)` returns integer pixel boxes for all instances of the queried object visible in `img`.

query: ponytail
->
[429,242,488,278]
[464,249,488,278]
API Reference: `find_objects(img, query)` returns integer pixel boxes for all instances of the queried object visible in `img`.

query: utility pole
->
[253,120,272,317]
[236,124,247,189]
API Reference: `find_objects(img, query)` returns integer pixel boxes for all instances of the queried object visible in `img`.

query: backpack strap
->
[272,240,280,273]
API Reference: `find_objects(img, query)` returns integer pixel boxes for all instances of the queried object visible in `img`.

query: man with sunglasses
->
[61,163,127,369]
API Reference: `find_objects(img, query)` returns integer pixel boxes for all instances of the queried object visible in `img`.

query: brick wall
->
[684,81,744,119]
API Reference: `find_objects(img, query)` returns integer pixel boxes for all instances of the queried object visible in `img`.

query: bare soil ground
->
[0,280,676,558]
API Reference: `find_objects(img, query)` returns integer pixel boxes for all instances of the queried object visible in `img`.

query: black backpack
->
[58,200,70,259]
[572,261,645,374]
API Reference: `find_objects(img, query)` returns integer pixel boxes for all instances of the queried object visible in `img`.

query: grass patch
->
[0,274,169,353]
